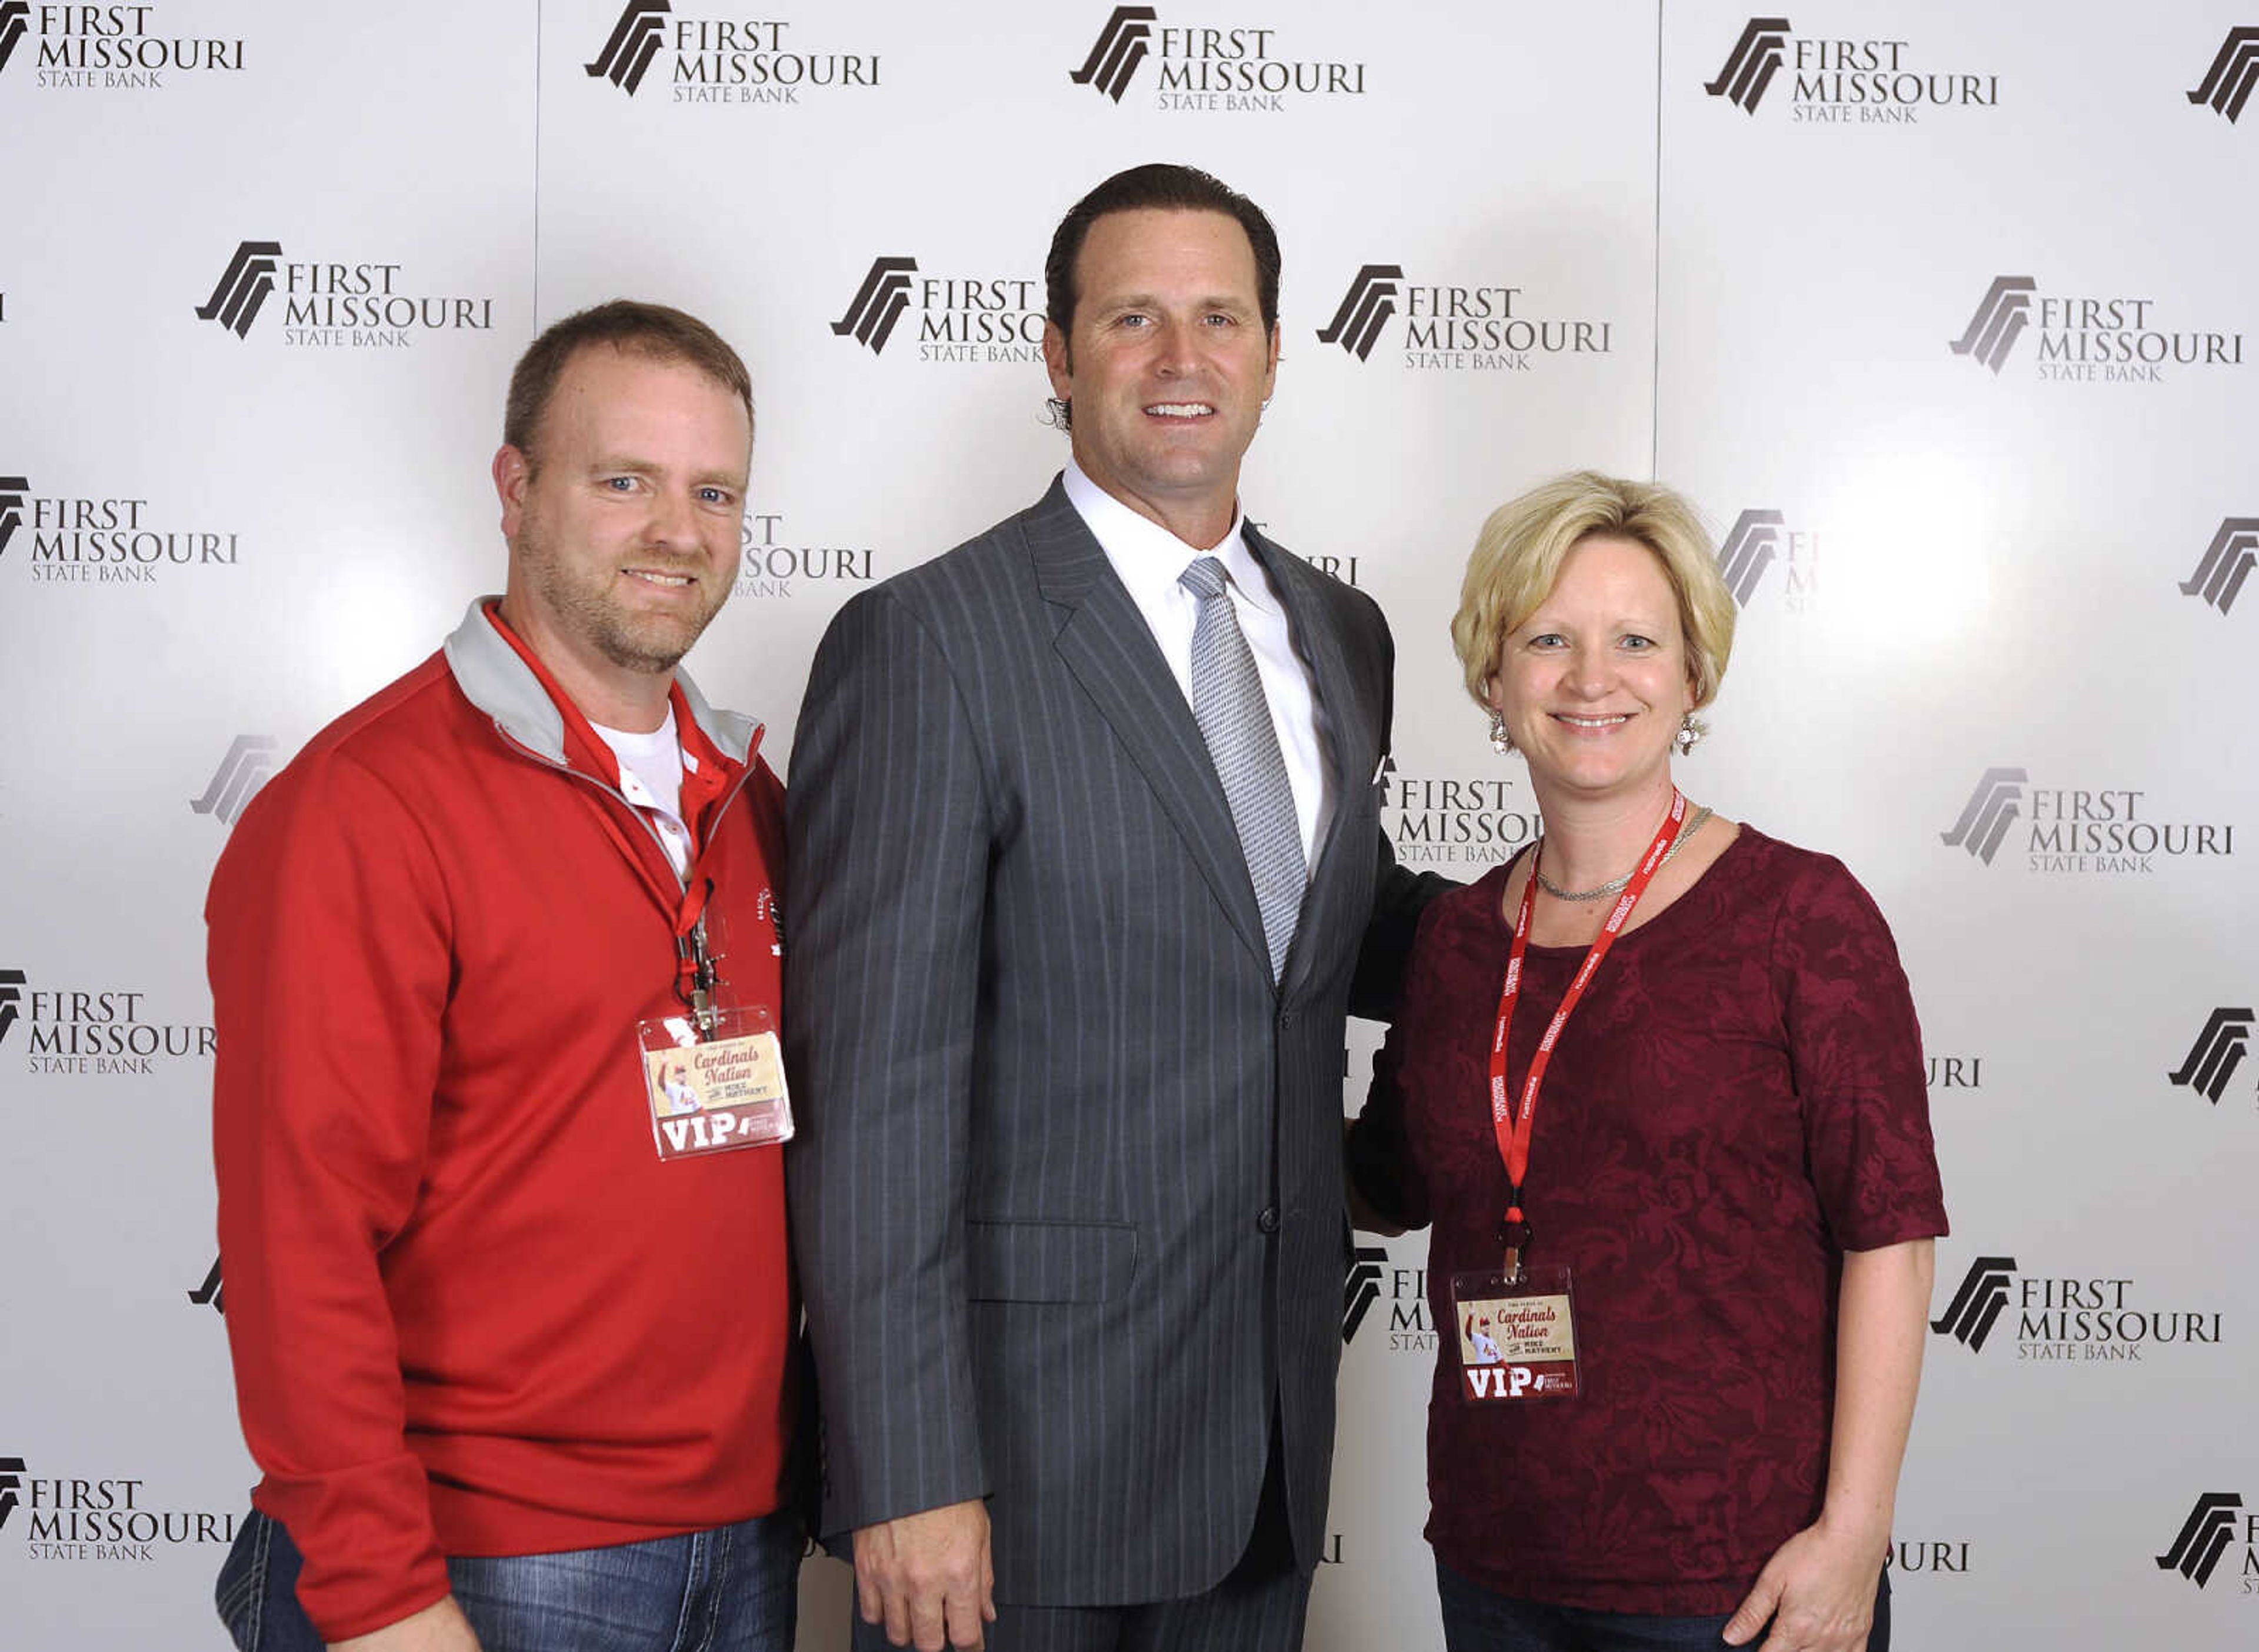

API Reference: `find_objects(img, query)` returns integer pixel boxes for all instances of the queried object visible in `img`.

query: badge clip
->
[1499,1213,1532,1287]
[681,916,721,1041]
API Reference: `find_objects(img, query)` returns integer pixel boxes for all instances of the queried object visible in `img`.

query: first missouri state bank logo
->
[1316,265,1402,362]
[2183,518,2258,615]
[0,474,25,554]
[1940,766,2235,875]
[584,1,879,105]
[192,241,494,347]
[0,4,28,76]
[1342,1244,1385,1343]
[1337,1239,1438,1353]
[1931,1254,2223,1364]
[2189,28,2259,122]
[1703,16,1995,122]
[829,257,1043,364]
[1705,17,1789,111]
[2157,1494,2252,1590]
[0,1459,238,1560]
[733,509,877,601]
[1067,5,1366,111]
[190,735,276,827]
[1948,278,2033,374]
[1316,264,1614,373]
[2169,1009,2254,1105]
[1950,276,2244,382]
[3,473,241,585]
[194,241,282,337]
[0,2,246,87]
[1712,507,1825,612]
[188,1255,225,1314]
[1710,507,1824,614]
[1715,509,1784,607]
[1930,1256,2014,1351]
[1938,767,2025,865]
[1069,5,1154,101]
[832,257,918,354]
[1381,758,1539,868]
[586,0,668,94]
[0,969,24,1050]
[7,970,216,1075]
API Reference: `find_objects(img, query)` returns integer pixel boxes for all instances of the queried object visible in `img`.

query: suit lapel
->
[1246,526,1377,997]
[1025,479,1273,977]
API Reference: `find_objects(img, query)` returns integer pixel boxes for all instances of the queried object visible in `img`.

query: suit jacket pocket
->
[964,1218,1138,1304]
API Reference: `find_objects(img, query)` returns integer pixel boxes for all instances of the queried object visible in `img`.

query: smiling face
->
[495,344,751,726]
[1042,207,1280,547]
[1488,532,1694,804]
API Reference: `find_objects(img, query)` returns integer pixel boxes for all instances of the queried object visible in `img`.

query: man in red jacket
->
[208,301,798,1652]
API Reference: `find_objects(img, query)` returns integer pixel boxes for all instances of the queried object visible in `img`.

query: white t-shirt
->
[592,705,693,878]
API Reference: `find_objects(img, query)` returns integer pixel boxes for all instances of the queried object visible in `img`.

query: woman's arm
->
[1722,1237,1935,1652]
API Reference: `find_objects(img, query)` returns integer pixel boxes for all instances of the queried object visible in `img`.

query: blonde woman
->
[1349,473,1945,1652]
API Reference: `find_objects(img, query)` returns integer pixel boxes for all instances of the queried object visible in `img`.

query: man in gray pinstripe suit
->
[786,164,1445,1652]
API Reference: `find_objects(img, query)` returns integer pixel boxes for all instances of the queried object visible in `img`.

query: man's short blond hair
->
[1450,471,1737,719]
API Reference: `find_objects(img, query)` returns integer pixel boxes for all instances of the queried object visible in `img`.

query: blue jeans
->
[1436,1557,1890,1652]
[216,1506,799,1651]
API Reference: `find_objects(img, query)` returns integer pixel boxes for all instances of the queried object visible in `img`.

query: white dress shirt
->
[1061,459,1334,870]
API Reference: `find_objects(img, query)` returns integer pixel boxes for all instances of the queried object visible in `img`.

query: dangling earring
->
[1675,714,1701,756]
[1488,708,1514,756]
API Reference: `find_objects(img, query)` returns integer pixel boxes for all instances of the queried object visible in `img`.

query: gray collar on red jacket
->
[441,597,758,768]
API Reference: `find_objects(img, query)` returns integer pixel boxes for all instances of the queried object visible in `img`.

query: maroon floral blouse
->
[1348,827,1948,1614]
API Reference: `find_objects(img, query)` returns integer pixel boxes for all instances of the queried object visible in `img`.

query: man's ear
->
[1042,319,1073,402]
[493,444,531,539]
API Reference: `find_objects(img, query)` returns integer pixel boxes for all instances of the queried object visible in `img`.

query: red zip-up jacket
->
[209,601,793,1641]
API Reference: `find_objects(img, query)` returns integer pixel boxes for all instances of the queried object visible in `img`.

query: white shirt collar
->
[589,702,678,757]
[1061,458,1279,616]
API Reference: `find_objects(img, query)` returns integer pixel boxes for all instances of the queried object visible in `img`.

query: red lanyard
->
[579,792,718,1031]
[1490,790,1688,1240]
[673,876,721,1037]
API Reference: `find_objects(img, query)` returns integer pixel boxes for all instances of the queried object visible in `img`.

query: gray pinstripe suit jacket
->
[784,477,1441,1606]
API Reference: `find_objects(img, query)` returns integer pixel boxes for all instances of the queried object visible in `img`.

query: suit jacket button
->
[1257,1206,1281,1234]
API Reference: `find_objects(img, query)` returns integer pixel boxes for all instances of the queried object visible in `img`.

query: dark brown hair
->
[503,300,753,467]
[1044,162,1281,337]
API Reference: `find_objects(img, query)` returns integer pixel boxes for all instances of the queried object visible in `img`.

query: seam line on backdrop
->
[1650,0,1663,479]
[533,1,542,323]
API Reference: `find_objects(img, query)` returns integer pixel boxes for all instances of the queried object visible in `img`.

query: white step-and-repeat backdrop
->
[3,2,2254,1646]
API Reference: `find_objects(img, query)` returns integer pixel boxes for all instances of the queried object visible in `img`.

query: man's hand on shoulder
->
[327,1595,482,1652]
[854,1498,997,1651]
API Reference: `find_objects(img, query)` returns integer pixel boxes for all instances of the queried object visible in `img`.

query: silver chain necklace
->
[1533,806,1714,903]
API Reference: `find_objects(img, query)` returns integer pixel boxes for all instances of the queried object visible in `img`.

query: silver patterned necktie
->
[1178,555,1307,981]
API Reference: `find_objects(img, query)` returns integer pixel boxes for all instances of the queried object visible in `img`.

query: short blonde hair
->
[1450,471,1737,718]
